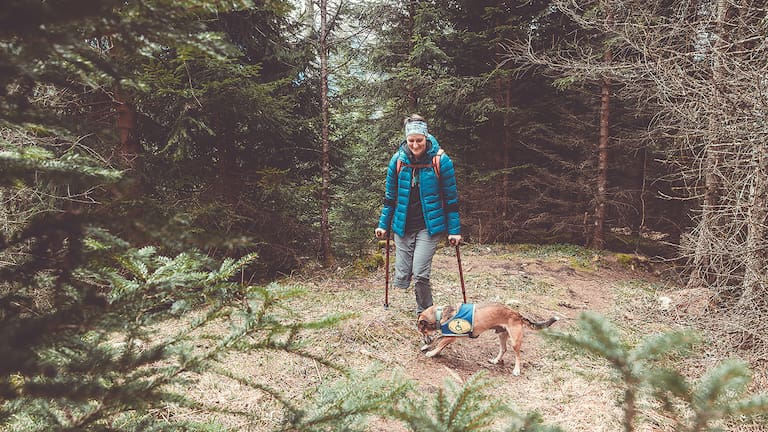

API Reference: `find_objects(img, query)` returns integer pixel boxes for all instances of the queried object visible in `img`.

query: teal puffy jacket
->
[377,135,461,237]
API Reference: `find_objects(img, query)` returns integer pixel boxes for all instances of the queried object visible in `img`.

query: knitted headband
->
[405,120,428,138]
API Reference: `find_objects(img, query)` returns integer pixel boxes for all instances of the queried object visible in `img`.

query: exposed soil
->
[346,247,665,431]
[180,244,765,431]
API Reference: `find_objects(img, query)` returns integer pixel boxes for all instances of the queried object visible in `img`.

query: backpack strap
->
[397,148,445,179]
[433,148,444,179]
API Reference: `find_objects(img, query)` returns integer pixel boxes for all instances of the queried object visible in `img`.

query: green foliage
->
[131,3,322,273]
[0,143,121,189]
[1,168,392,430]
[548,312,768,431]
[2,0,321,276]
[354,252,385,272]
[388,374,512,431]
[1,0,256,132]
[0,205,259,430]
[380,373,569,431]
[1,3,376,430]
[286,367,412,431]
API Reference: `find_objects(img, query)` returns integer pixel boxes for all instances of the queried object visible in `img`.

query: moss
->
[615,253,651,271]
[351,253,385,274]
[616,253,635,266]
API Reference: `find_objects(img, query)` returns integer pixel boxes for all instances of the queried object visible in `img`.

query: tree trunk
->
[741,143,768,304]
[631,146,648,249]
[217,136,238,205]
[406,0,417,109]
[319,0,334,267]
[502,77,512,218]
[593,34,611,250]
[114,86,140,168]
[687,0,728,289]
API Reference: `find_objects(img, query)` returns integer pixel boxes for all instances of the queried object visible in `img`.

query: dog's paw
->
[420,344,430,352]
[425,350,440,358]
[489,358,503,365]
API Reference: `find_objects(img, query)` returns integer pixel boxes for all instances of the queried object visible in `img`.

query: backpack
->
[396,148,445,179]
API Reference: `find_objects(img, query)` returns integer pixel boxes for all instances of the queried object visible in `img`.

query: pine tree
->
[0,2,387,430]
[527,0,768,360]
[388,373,564,432]
[126,3,324,275]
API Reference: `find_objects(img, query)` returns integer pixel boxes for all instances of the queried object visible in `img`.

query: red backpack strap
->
[433,149,445,179]
[399,149,445,178]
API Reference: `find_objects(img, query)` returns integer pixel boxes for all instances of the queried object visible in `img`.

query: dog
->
[416,303,559,376]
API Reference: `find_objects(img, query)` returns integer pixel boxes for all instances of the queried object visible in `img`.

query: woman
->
[375,114,462,315]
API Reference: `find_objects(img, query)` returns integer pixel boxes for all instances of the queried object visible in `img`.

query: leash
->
[455,242,467,303]
[384,232,390,309]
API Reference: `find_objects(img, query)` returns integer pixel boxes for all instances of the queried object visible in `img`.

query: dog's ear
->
[417,319,428,332]
[418,319,436,332]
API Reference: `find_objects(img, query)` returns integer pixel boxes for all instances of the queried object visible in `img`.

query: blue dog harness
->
[436,304,476,337]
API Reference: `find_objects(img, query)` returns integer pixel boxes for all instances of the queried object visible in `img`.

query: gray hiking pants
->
[393,229,442,314]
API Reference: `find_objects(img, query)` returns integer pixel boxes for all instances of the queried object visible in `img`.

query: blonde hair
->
[403,113,426,127]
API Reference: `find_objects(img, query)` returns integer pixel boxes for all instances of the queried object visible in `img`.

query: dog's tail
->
[524,316,559,330]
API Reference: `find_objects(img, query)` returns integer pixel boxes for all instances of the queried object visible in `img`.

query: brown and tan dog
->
[417,303,558,376]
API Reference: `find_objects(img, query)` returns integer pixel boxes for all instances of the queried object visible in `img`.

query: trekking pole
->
[384,232,390,310]
[455,242,467,303]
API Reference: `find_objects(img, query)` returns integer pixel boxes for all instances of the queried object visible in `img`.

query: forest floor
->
[182,244,767,432]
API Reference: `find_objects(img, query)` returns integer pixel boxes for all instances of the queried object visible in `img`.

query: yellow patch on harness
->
[447,318,472,335]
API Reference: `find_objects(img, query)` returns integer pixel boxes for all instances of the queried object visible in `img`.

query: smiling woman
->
[375,114,463,315]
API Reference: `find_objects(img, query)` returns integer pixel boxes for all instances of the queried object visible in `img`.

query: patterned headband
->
[405,120,428,138]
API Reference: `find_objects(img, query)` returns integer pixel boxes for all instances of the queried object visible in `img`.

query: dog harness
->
[436,304,476,337]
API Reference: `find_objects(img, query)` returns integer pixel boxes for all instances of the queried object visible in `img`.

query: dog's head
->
[417,305,457,345]
[417,317,438,334]
[416,306,440,345]
[416,306,438,333]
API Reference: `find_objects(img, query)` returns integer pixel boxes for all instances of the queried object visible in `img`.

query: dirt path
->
[187,245,687,431]
[323,245,669,431]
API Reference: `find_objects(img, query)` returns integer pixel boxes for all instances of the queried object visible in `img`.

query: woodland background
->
[1,0,768,430]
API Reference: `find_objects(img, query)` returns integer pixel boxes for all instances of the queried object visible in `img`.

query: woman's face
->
[407,134,427,158]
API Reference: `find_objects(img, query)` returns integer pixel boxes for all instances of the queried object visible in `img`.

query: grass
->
[154,243,767,431]
[506,243,602,269]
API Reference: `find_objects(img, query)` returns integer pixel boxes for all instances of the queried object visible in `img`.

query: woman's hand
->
[448,234,462,245]
[375,228,388,239]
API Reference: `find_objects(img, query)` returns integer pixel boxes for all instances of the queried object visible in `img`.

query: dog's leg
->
[421,335,442,352]
[490,330,508,365]
[509,325,524,376]
[424,337,455,357]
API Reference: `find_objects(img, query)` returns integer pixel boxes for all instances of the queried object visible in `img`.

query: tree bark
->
[687,0,728,289]
[593,22,611,250]
[406,0,417,110]
[114,85,140,168]
[319,0,334,267]
[503,77,512,218]
[217,135,238,205]
[631,146,648,248]
[741,143,768,304]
